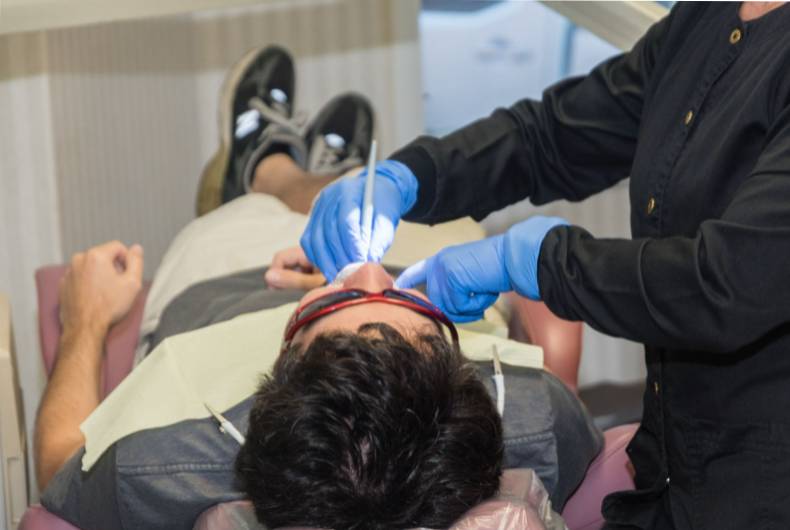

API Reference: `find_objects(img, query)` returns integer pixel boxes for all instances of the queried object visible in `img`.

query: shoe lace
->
[248,96,300,134]
[247,96,364,175]
[292,110,309,133]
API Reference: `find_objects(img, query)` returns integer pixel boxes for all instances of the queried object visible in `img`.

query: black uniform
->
[392,3,790,528]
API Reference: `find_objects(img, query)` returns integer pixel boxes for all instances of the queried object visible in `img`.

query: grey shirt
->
[43,267,602,530]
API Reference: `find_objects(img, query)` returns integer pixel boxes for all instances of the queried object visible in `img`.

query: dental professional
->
[302,2,790,529]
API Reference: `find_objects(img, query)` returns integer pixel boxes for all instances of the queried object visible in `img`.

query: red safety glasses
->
[282,288,459,351]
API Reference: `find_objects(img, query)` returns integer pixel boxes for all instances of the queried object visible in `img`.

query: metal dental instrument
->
[331,142,377,284]
[204,402,246,445]
[491,345,505,416]
[361,139,378,260]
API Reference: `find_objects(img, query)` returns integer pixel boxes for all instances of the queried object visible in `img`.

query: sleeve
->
[538,108,790,353]
[40,447,124,530]
[391,11,675,225]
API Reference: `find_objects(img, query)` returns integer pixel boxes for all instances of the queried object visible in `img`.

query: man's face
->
[292,263,439,346]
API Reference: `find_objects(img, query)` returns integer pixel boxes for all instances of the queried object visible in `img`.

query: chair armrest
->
[35,266,65,378]
[194,469,560,530]
[561,423,638,530]
[19,504,81,530]
[35,265,150,398]
[505,293,582,393]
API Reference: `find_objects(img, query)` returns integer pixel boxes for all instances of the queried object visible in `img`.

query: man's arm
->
[34,241,143,490]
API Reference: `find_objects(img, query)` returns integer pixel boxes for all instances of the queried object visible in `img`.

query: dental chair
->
[15,266,638,530]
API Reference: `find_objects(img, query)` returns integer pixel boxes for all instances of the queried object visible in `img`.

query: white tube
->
[361,140,377,253]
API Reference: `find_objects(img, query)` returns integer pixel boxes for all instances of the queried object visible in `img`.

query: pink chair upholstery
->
[506,293,639,527]
[19,505,80,530]
[22,267,637,530]
[20,266,150,530]
[35,265,149,399]
[562,423,637,529]
[506,293,581,394]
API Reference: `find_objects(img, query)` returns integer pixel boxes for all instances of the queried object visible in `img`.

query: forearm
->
[393,14,673,226]
[392,110,541,224]
[539,222,790,352]
[35,321,107,490]
[394,87,637,224]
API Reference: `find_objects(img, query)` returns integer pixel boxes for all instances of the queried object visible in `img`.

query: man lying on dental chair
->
[34,46,601,530]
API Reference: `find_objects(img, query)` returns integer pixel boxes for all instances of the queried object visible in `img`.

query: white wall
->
[0,0,422,508]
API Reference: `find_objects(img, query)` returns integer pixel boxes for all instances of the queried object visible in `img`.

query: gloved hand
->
[395,216,568,322]
[300,160,418,281]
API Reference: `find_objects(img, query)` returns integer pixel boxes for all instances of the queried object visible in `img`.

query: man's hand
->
[59,241,144,336]
[265,246,326,290]
[36,241,144,491]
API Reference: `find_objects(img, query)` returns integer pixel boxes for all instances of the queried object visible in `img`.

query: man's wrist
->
[503,217,569,300]
[61,314,110,348]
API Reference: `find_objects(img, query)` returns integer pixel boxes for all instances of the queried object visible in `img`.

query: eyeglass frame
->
[281,288,460,352]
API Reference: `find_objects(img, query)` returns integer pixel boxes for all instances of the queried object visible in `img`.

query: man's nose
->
[341,263,394,292]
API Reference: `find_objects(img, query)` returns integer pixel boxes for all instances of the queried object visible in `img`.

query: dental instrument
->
[204,402,246,445]
[329,142,378,285]
[361,139,378,257]
[491,345,505,416]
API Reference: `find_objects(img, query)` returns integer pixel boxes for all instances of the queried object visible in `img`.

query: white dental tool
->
[361,139,378,258]
[330,143,377,286]
[204,402,246,445]
[491,345,506,416]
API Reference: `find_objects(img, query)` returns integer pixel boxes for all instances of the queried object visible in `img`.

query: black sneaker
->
[197,46,306,215]
[303,93,375,176]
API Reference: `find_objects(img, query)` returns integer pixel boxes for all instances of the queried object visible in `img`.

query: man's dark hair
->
[236,323,503,530]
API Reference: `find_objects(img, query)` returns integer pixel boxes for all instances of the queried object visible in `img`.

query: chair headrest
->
[193,468,562,530]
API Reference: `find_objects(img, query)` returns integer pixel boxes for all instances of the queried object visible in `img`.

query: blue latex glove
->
[300,160,418,281]
[396,216,568,322]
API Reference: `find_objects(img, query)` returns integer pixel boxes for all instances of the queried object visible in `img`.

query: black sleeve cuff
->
[389,141,438,223]
[537,225,576,321]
